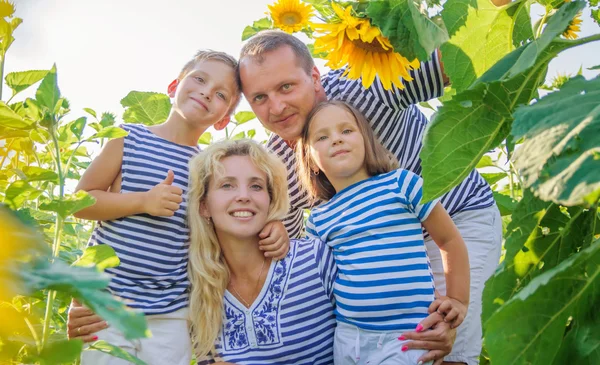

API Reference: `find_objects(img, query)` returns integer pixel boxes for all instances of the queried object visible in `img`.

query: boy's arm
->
[421,203,470,322]
[258,220,290,260]
[74,138,183,220]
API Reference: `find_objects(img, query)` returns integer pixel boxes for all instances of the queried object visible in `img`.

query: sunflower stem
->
[536,8,550,39]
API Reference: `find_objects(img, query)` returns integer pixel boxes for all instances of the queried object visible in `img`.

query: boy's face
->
[172,60,237,130]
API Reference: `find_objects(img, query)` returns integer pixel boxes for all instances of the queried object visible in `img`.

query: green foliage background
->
[1,0,599,364]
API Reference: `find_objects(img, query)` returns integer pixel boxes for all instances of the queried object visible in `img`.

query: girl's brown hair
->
[296,100,398,201]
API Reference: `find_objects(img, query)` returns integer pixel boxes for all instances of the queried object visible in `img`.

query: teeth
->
[232,211,253,217]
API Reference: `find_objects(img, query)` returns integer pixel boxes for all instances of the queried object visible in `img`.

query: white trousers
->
[81,307,192,365]
[425,205,502,365]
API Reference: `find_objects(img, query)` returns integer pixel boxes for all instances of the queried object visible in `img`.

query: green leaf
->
[253,17,272,29]
[420,40,574,201]
[440,0,533,91]
[481,172,507,185]
[35,338,83,364]
[476,155,495,168]
[39,190,96,218]
[551,305,600,365]
[232,131,246,140]
[493,191,517,216]
[248,129,256,139]
[121,91,171,126]
[69,117,87,140]
[5,69,50,98]
[505,1,586,79]
[484,238,600,364]
[234,111,256,125]
[35,64,61,112]
[87,126,128,141]
[588,64,600,71]
[3,181,42,208]
[83,107,97,118]
[22,166,58,183]
[592,8,599,25]
[511,75,600,206]
[100,112,117,127]
[0,102,32,129]
[198,132,212,145]
[72,245,120,271]
[87,341,147,365]
[368,0,449,61]
[242,25,258,41]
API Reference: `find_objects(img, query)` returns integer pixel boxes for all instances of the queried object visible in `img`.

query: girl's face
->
[202,155,271,241]
[307,105,369,191]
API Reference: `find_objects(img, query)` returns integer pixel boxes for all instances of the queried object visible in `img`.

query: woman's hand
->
[399,312,457,365]
[67,299,108,342]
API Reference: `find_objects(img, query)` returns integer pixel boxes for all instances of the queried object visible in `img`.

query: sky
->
[3,0,600,141]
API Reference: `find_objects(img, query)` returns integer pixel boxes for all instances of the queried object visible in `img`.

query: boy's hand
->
[428,296,468,329]
[258,221,290,260]
[144,170,183,216]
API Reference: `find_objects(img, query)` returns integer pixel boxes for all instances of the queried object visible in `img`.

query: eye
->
[217,92,227,100]
[317,135,327,142]
[196,77,205,83]
[253,94,265,103]
[342,129,352,134]
[250,183,264,191]
[221,182,233,189]
[282,83,291,91]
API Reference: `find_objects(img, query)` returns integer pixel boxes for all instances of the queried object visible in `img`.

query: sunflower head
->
[562,12,583,40]
[268,0,313,34]
[312,3,419,90]
[0,0,15,18]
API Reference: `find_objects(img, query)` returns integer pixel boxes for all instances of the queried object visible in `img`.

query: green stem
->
[0,139,16,168]
[41,121,66,350]
[536,8,550,39]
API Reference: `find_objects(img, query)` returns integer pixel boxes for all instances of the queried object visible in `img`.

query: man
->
[238,30,502,365]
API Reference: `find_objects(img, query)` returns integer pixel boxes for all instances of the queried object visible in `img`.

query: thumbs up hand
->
[144,170,184,217]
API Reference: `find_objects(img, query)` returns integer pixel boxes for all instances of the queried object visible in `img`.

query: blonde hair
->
[187,139,290,357]
[178,50,242,114]
[296,100,398,201]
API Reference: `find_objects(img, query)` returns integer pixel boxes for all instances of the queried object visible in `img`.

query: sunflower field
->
[1,0,599,364]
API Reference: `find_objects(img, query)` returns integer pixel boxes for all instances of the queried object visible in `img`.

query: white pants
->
[81,307,192,365]
[334,322,432,365]
[425,205,502,365]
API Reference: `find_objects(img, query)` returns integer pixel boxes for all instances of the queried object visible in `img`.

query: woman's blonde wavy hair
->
[187,138,290,357]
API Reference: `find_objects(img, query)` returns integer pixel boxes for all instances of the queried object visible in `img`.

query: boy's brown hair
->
[178,50,242,115]
[296,100,399,201]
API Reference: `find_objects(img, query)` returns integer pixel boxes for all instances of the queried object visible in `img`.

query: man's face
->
[239,46,321,141]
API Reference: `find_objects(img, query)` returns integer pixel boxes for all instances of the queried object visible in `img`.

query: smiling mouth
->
[273,114,295,124]
[230,211,255,218]
[190,97,208,111]
[331,150,350,157]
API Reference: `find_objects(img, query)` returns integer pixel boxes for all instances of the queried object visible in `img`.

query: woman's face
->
[202,155,271,240]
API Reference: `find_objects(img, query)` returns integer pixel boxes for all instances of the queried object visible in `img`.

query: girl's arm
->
[258,220,290,260]
[422,202,470,327]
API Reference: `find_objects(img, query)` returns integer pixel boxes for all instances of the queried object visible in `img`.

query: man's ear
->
[311,65,321,92]
[167,79,179,97]
[214,115,231,131]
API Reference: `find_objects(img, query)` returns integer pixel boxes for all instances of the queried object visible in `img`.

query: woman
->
[68,140,456,364]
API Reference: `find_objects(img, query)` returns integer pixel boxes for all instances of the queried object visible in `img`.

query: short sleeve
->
[397,169,439,222]
[311,238,337,302]
[305,213,319,240]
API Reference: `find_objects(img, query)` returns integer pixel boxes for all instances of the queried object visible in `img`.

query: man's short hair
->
[239,30,315,75]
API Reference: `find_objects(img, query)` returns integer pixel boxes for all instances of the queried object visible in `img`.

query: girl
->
[296,100,470,365]
[187,139,337,364]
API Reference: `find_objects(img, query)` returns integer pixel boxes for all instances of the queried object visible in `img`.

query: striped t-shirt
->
[306,169,438,331]
[197,238,337,365]
[87,123,199,315]
[266,51,494,238]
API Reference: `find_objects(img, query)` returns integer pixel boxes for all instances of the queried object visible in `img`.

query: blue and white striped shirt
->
[306,169,438,331]
[87,123,198,315]
[198,238,337,365]
[266,51,494,238]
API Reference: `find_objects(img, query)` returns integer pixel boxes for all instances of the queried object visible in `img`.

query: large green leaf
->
[483,190,597,322]
[234,111,256,125]
[87,126,128,141]
[121,91,171,126]
[493,191,517,216]
[39,190,96,218]
[69,117,87,140]
[22,166,58,183]
[505,0,585,79]
[551,304,600,365]
[4,69,50,98]
[420,40,578,201]
[87,341,147,365]
[0,102,32,129]
[367,0,449,62]
[484,238,600,364]
[72,245,120,271]
[33,338,83,364]
[3,180,43,208]
[511,75,600,206]
[35,64,61,112]
[440,0,533,92]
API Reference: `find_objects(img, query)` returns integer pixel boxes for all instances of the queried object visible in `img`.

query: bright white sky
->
[4,0,600,140]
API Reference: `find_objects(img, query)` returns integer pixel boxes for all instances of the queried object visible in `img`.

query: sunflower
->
[562,12,583,40]
[312,3,420,90]
[0,0,15,18]
[268,0,313,34]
